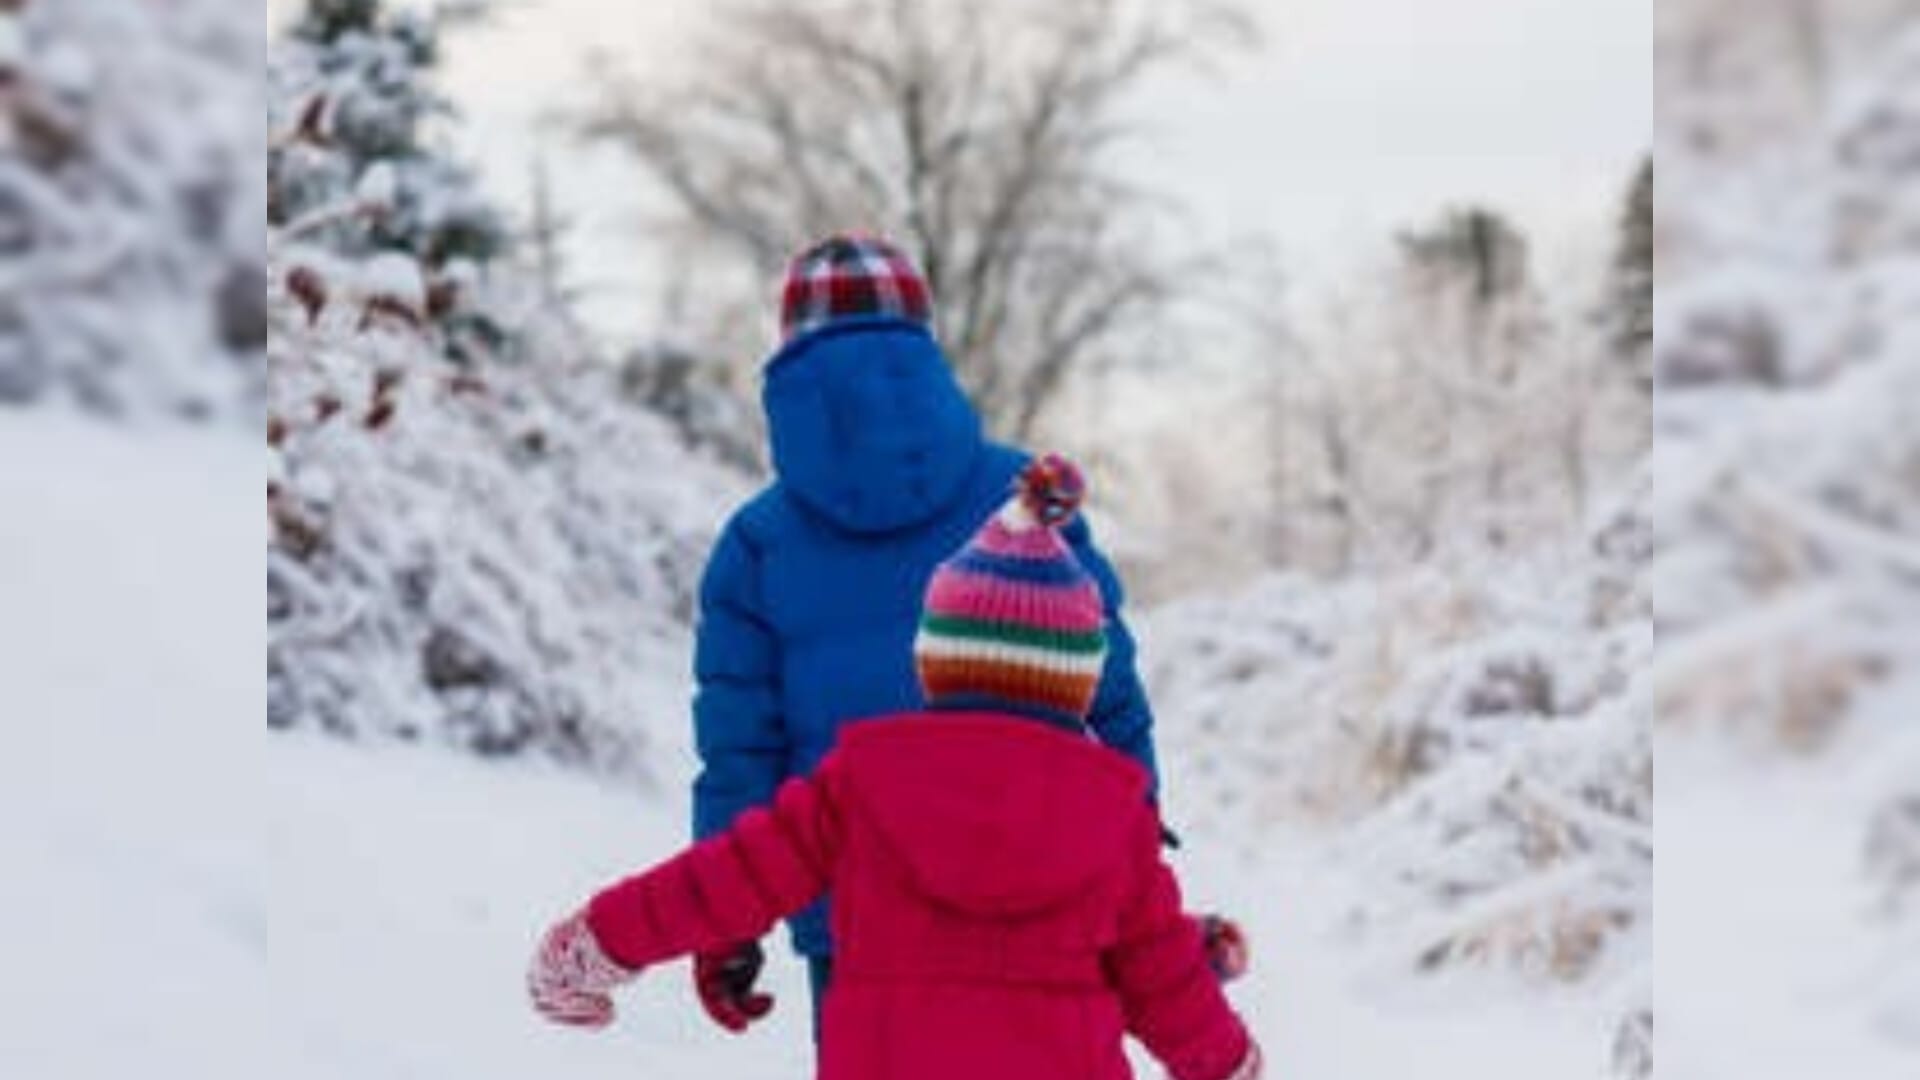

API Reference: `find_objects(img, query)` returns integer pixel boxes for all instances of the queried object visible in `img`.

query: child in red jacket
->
[528,457,1262,1080]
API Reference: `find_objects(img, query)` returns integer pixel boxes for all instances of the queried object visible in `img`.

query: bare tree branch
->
[574,0,1253,439]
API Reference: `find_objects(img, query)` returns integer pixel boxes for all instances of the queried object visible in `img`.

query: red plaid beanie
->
[778,234,933,342]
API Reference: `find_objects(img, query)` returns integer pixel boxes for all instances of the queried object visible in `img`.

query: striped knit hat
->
[779,234,933,342]
[915,455,1107,726]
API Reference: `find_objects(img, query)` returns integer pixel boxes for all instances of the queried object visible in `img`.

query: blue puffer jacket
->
[690,314,1159,957]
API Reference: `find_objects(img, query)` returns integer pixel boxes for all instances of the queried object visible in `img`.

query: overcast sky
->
[275,0,1652,344]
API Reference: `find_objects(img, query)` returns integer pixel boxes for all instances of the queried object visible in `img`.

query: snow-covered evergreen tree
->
[270,0,517,366]
[268,0,747,775]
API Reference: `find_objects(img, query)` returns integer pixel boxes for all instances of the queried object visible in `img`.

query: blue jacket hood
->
[761,316,984,534]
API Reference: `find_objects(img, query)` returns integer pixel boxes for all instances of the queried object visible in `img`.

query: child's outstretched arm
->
[591,760,842,964]
[1104,818,1263,1080]
[528,758,844,1028]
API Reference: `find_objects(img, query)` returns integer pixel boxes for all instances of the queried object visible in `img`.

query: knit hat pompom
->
[1011,453,1086,532]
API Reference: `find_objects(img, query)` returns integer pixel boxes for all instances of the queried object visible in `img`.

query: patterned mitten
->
[527,911,638,1028]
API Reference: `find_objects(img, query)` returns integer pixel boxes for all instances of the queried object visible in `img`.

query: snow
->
[0,412,261,1076]
[268,735,815,1080]
[264,717,1611,1080]
[14,0,1913,1075]
[354,160,400,214]
[357,250,425,313]
[4,411,1617,1078]
[1648,9,1920,1072]
[1658,730,1920,1079]
[1140,493,1651,995]
[11,296,1911,1080]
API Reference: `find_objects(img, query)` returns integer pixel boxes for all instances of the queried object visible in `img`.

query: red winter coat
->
[585,713,1254,1080]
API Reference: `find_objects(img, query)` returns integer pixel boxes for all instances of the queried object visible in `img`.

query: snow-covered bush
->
[1653,22,1920,754]
[267,316,739,773]
[1147,473,1651,1077]
[1658,6,1920,1063]
[0,0,261,420]
[1148,468,1651,988]
[268,1,747,776]
[1653,272,1794,389]
[1348,484,1649,983]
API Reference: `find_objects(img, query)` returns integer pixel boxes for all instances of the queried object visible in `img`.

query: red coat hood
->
[834,713,1152,918]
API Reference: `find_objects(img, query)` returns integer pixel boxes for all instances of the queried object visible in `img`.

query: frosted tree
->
[1253,206,1613,566]
[271,0,511,365]
[1392,207,1545,549]
[577,0,1256,440]
[1190,206,1632,582]
[268,0,747,775]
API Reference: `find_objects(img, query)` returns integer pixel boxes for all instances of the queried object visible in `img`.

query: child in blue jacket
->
[684,234,1163,1036]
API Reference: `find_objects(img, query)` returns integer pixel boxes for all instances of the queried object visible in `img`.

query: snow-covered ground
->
[1660,726,1920,1080]
[268,730,1613,1080]
[7,415,1912,1078]
[14,413,1920,1080]
[0,413,261,1076]
[2,414,1615,1078]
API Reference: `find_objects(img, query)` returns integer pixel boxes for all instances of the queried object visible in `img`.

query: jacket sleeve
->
[1063,514,1160,796]
[691,516,789,842]
[586,760,843,970]
[1104,817,1253,1080]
